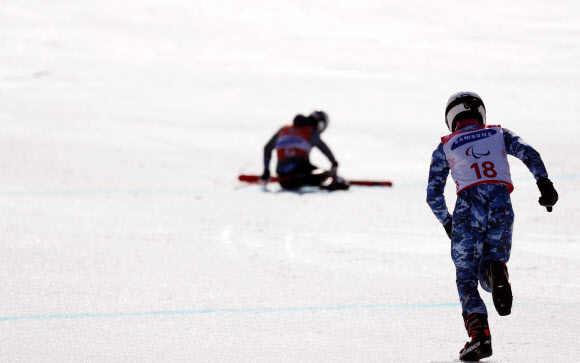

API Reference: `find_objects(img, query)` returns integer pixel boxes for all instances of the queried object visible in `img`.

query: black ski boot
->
[320,176,350,191]
[488,260,512,316]
[459,312,492,361]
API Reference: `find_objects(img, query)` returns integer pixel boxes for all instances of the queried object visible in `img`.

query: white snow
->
[0,0,579,361]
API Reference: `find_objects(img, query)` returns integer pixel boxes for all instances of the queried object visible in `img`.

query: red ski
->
[238,174,392,187]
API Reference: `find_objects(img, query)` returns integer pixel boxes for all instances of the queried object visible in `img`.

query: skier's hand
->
[330,161,338,176]
[443,222,452,240]
[260,169,271,183]
[537,178,558,212]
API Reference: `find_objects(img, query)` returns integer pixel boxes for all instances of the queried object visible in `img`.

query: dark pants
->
[277,161,331,190]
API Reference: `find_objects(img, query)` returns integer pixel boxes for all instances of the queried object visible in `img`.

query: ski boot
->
[320,175,350,191]
[488,260,512,316]
[459,312,492,361]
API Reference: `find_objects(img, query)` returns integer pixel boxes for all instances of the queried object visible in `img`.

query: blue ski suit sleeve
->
[263,128,283,170]
[310,130,337,164]
[502,128,549,180]
[426,142,453,226]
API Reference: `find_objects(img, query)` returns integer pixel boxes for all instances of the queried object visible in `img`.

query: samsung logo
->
[451,129,497,150]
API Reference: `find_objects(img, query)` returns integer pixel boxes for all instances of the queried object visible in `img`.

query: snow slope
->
[0,0,579,361]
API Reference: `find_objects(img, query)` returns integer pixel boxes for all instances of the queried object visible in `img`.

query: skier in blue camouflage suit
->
[426,91,558,361]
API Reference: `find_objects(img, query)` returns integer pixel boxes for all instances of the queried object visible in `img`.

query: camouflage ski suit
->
[427,124,548,314]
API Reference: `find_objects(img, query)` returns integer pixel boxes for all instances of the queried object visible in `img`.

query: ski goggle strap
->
[445,95,485,116]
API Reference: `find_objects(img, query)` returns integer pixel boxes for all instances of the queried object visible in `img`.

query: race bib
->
[442,125,513,194]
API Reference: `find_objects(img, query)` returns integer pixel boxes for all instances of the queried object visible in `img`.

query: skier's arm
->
[310,130,337,165]
[263,128,282,171]
[503,128,558,211]
[427,143,453,227]
[503,128,548,180]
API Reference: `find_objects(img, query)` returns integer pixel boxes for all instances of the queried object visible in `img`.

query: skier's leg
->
[306,167,332,186]
[302,163,349,191]
[278,175,303,190]
[301,164,348,190]
[453,239,487,315]
[453,188,494,360]
[278,160,314,190]
[478,188,514,316]
[452,192,488,315]
[479,189,514,291]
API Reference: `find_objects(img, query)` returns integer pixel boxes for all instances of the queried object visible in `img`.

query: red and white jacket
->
[275,125,315,161]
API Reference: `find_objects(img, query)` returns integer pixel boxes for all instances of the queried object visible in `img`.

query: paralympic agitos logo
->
[465,146,490,159]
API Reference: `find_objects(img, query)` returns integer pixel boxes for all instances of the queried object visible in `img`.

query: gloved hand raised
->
[537,178,558,212]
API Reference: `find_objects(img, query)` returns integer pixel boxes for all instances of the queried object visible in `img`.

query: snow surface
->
[1,0,579,361]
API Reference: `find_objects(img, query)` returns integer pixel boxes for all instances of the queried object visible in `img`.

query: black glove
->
[330,161,338,176]
[260,169,271,182]
[537,177,558,212]
[443,222,452,240]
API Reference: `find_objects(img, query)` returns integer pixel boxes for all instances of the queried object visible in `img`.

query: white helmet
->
[310,110,329,132]
[445,91,486,132]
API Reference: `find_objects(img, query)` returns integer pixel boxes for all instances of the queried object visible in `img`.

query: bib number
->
[470,161,497,179]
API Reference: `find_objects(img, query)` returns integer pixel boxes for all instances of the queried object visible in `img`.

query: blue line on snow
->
[0,303,458,322]
[1,301,578,323]
[0,174,576,197]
